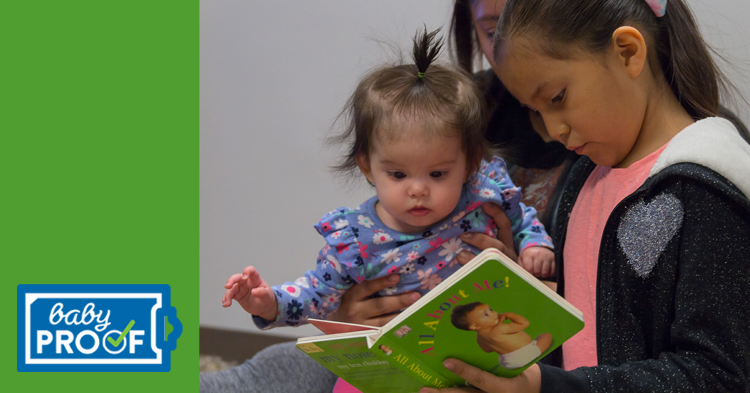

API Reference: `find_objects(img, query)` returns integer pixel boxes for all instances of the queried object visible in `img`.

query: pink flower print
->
[322,244,331,254]
[387,265,399,274]
[418,268,442,290]
[281,284,301,298]
[311,277,319,288]
[438,238,464,261]
[485,226,495,237]
[417,267,433,280]
[426,237,447,253]
[527,242,539,248]
[321,222,332,232]
[488,170,496,179]
[406,251,419,262]
[435,261,446,270]
[358,242,370,259]
[372,231,393,245]
[322,293,341,309]
[356,275,365,282]
[467,201,481,211]
[452,212,466,223]
[336,242,349,254]
[331,231,341,239]
[479,188,496,199]
[448,258,459,268]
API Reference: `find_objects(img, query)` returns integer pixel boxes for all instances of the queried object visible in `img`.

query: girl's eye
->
[389,172,406,180]
[552,89,565,104]
[429,171,446,178]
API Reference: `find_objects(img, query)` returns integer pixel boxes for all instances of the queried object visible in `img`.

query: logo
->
[17,284,182,372]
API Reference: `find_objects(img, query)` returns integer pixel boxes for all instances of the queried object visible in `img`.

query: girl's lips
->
[568,143,587,155]
[408,207,431,217]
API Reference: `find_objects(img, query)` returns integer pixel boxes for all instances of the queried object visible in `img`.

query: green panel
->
[3,0,197,390]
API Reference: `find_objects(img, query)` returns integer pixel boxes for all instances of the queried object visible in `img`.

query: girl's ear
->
[610,26,647,79]
[356,154,375,185]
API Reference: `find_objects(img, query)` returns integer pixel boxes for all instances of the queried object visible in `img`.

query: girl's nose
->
[544,116,570,143]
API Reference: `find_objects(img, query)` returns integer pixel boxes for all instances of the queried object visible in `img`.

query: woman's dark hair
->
[331,27,491,179]
[492,0,735,122]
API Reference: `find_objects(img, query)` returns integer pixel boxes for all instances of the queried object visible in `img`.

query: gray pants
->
[199,341,338,393]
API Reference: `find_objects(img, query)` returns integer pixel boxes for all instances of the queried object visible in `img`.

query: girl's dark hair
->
[450,0,478,74]
[493,0,733,121]
[331,27,491,179]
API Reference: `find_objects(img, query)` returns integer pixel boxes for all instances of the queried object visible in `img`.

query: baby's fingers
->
[222,283,239,307]
[242,266,264,288]
[224,273,244,289]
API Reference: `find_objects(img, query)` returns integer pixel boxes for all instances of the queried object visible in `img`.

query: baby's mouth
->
[408,206,431,217]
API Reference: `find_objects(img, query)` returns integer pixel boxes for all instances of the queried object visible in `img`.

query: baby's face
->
[467,303,500,330]
[361,130,468,234]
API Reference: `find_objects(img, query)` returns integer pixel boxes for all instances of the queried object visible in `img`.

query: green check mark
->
[107,320,135,347]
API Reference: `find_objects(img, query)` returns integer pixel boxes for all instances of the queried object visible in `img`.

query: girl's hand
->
[518,246,555,278]
[418,360,542,393]
[222,266,278,321]
[457,203,518,264]
[328,274,421,327]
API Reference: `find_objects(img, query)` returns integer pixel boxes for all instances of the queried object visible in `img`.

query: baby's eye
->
[389,171,406,180]
[429,171,446,179]
[552,89,566,104]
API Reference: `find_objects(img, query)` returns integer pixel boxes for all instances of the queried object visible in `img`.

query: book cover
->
[297,248,584,392]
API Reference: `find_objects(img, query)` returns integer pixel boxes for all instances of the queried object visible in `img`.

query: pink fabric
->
[332,377,361,393]
[562,143,668,371]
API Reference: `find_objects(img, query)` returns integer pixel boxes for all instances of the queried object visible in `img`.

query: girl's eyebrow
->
[531,81,550,101]
[476,15,499,24]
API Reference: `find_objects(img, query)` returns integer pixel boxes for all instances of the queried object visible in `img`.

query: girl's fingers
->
[440,359,507,393]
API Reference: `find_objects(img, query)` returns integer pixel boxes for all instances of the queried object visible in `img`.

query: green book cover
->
[297,248,584,392]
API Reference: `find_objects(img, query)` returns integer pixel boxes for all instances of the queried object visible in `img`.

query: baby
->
[451,302,552,369]
[221,28,554,330]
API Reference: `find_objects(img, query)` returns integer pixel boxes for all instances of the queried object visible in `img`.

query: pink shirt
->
[562,143,668,371]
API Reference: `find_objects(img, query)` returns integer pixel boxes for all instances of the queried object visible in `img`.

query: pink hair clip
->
[644,0,667,17]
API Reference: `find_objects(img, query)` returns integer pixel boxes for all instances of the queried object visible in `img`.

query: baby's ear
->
[356,154,375,185]
[468,323,478,331]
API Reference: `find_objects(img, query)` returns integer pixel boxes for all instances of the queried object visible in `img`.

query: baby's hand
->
[518,246,555,278]
[222,266,278,321]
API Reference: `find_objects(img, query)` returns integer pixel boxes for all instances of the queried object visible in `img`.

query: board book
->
[296,248,584,392]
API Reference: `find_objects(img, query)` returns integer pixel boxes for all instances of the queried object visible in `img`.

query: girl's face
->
[358,130,468,234]
[495,38,646,167]
[470,0,507,70]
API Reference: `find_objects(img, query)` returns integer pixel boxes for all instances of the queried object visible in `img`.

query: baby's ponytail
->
[413,27,443,82]
[330,27,490,180]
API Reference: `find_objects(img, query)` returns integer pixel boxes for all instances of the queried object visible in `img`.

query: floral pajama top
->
[253,157,553,329]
